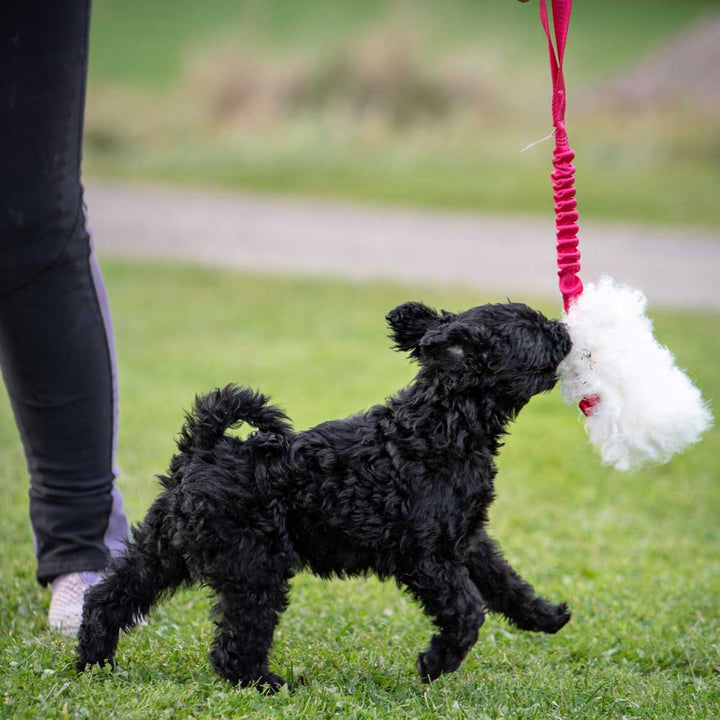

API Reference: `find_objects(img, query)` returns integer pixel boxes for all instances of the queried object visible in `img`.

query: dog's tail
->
[177,384,292,453]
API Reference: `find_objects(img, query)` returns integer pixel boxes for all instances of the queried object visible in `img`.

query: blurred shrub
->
[186,23,495,129]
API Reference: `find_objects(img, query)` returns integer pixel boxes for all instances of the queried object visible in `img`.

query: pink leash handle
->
[539,0,598,415]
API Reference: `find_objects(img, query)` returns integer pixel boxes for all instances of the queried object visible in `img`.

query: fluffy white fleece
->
[557,276,713,471]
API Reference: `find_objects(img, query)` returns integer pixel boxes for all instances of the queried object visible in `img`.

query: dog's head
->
[387,301,571,409]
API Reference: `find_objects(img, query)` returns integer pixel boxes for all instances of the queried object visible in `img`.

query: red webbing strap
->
[539,0,583,313]
[540,0,597,416]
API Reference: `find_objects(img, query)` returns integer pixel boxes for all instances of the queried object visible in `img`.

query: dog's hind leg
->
[205,536,292,693]
[76,495,189,672]
[400,560,485,683]
[464,530,570,634]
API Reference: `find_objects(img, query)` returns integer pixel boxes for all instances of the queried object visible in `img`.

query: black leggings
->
[0,0,129,584]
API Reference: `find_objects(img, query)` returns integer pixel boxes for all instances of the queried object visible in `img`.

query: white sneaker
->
[48,571,101,636]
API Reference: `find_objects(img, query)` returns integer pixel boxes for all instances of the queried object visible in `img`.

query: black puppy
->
[76,301,572,692]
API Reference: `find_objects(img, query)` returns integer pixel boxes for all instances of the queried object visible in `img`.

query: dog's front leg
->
[400,560,485,683]
[464,530,570,634]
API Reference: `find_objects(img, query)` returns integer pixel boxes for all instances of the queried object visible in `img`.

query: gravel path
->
[86,181,720,310]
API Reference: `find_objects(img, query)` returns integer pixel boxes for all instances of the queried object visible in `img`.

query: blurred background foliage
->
[84,0,720,225]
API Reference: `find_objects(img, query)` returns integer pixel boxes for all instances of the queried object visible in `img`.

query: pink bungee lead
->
[538,0,597,416]
[531,0,712,469]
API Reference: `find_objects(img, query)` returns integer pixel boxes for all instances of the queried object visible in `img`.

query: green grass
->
[85,126,720,227]
[82,0,720,227]
[87,0,718,86]
[1,262,719,719]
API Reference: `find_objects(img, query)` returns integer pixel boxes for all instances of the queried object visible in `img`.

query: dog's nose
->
[553,322,573,357]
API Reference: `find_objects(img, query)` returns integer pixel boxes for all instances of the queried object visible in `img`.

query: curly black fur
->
[76,301,572,693]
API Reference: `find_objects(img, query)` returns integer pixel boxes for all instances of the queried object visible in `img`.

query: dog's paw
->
[229,670,288,694]
[246,672,287,695]
[544,602,571,634]
[513,599,571,634]
[416,651,443,683]
[75,652,115,674]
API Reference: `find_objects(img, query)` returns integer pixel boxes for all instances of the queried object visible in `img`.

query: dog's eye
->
[448,345,465,358]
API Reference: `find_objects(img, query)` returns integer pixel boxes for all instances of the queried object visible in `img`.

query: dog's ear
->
[419,320,490,359]
[386,302,444,353]
[419,321,468,354]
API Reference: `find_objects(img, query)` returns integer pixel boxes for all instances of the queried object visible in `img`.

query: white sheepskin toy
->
[557,276,713,471]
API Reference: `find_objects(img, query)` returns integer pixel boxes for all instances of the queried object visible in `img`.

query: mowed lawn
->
[0,261,718,719]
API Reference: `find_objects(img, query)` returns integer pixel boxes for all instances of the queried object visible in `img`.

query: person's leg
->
[0,1,130,595]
